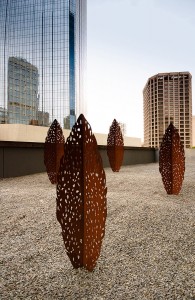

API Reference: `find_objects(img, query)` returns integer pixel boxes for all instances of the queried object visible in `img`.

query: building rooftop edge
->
[143,71,192,92]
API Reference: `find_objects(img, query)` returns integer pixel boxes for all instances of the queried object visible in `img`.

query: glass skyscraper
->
[0,0,87,129]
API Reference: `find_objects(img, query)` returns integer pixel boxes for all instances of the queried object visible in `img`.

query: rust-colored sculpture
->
[159,122,185,195]
[107,119,124,172]
[56,114,107,271]
[44,119,65,184]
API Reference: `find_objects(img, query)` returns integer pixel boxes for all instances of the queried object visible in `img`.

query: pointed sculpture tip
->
[52,119,58,125]
[169,121,175,128]
[166,122,174,132]
[112,119,118,126]
[77,114,85,122]
[168,122,178,133]
[78,113,84,118]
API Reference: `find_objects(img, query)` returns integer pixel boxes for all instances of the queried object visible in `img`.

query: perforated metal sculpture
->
[56,114,107,271]
[44,119,65,184]
[107,119,124,172]
[159,122,185,195]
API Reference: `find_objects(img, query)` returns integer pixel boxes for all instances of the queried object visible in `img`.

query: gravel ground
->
[0,161,195,300]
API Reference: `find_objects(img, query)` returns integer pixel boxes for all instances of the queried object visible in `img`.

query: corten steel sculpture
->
[56,114,107,271]
[44,119,65,184]
[107,119,124,172]
[159,122,185,195]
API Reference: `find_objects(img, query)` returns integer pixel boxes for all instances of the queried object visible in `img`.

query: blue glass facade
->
[0,0,87,128]
[69,3,76,127]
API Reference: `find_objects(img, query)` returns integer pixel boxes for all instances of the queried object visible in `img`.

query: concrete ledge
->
[0,124,141,146]
[0,124,71,143]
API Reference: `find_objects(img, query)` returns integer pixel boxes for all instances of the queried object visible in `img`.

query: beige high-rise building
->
[192,116,195,147]
[143,72,192,148]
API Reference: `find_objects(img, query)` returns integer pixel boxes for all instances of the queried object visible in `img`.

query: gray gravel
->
[1,161,195,299]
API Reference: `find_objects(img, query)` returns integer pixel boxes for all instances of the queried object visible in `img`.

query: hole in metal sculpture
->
[56,114,107,271]
[159,122,185,195]
[107,119,124,172]
[44,119,65,184]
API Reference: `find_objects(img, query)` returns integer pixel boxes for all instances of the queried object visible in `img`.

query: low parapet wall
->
[0,141,45,178]
[0,141,156,178]
[99,145,156,168]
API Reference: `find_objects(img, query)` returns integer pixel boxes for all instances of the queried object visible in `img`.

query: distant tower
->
[0,0,87,129]
[8,57,39,124]
[143,72,192,148]
[118,122,126,136]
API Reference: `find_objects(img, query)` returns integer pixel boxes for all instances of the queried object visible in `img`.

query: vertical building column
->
[183,74,185,147]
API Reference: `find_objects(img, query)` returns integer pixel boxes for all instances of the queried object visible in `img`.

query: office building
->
[143,72,192,148]
[8,57,39,124]
[0,107,8,124]
[0,0,87,128]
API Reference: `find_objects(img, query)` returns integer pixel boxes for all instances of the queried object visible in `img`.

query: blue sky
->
[86,0,195,140]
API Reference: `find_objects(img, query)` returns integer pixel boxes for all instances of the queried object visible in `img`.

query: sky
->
[86,0,195,141]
